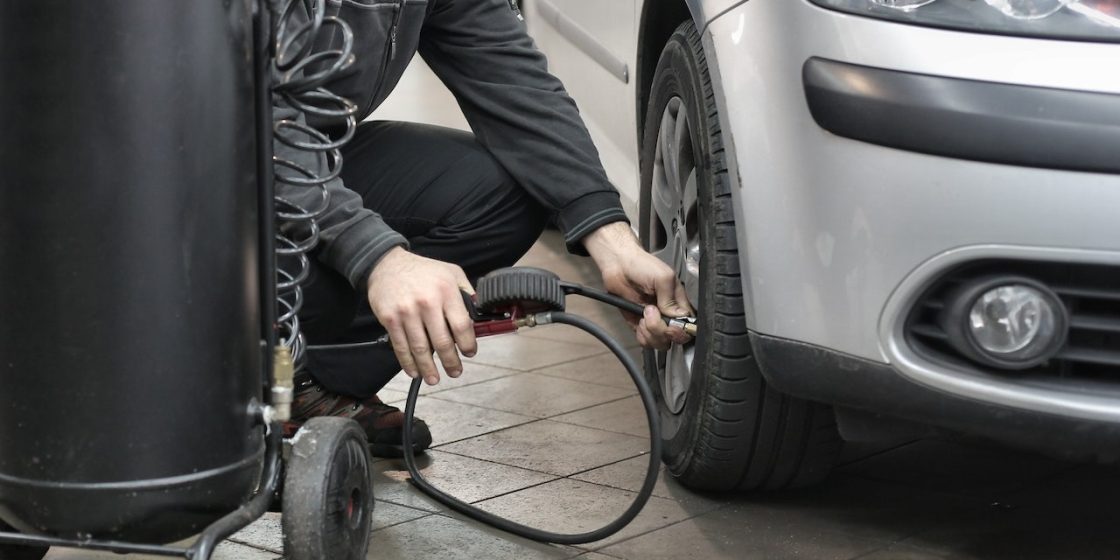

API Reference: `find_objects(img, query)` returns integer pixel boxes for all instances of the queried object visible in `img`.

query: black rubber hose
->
[402,311,663,545]
[559,282,646,317]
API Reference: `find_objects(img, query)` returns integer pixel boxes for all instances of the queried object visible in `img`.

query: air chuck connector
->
[271,346,295,423]
[474,267,700,338]
[668,317,699,337]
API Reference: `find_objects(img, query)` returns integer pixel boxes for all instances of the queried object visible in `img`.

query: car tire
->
[639,21,840,491]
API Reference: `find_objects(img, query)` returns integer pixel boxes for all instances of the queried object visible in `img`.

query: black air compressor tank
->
[0,0,263,542]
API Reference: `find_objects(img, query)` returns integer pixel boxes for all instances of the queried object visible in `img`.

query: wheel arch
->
[636,0,694,148]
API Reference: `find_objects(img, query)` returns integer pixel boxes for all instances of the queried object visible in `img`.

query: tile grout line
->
[427,416,542,449]
[466,346,612,373]
[387,368,526,397]
[369,510,438,533]
[420,390,640,427]
[225,537,283,556]
[531,368,642,390]
[835,439,922,468]
[431,445,576,478]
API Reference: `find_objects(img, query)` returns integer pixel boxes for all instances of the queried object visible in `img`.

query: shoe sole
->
[369,433,433,459]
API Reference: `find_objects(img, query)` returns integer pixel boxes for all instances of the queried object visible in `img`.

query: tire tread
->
[646,22,839,492]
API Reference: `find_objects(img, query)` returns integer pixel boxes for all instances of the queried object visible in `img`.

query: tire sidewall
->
[639,23,721,475]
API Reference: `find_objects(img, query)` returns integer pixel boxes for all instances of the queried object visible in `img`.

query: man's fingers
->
[445,290,477,361]
[654,269,691,318]
[386,320,418,378]
[403,315,439,385]
[640,311,672,349]
[674,281,694,316]
[420,301,459,384]
[453,267,475,295]
[636,320,651,348]
[642,305,690,348]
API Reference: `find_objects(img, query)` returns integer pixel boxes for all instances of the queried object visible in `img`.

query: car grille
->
[906,260,1120,381]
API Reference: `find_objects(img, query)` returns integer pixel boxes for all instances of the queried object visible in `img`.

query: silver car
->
[522,0,1120,491]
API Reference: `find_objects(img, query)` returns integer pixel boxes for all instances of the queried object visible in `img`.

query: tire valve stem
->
[271,345,295,423]
[668,318,699,337]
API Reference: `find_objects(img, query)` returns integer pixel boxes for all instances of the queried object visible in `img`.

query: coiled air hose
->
[399,267,675,545]
[271,0,358,368]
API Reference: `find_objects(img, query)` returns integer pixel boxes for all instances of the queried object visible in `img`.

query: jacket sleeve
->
[419,0,629,254]
[273,101,408,288]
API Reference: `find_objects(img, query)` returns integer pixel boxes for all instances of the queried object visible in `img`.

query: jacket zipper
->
[365,0,404,116]
[507,0,524,21]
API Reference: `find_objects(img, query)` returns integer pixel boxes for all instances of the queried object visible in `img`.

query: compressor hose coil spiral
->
[270,0,357,368]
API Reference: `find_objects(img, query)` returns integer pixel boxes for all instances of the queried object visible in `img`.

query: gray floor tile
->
[598,505,886,560]
[227,502,435,552]
[437,420,649,476]
[534,353,640,390]
[230,512,283,553]
[371,461,447,513]
[900,505,1120,560]
[375,450,556,505]
[552,396,649,437]
[570,456,726,507]
[368,513,579,560]
[837,438,916,466]
[838,438,1071,499]
[382,359,521,396]
[519,323,618,347]
[996,463,1120,515]
[856,544,950,559]
[383,397,536,446]
[467,334,608,372]
[376,388,409,403]
[709,475,976,544]
[472,478,706,548]
[898,464,1120,559]
[372,501,435,531]
[45,542,279,560]
[430,373,634,419]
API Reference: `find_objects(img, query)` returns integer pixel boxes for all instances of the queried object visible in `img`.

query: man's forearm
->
[582,221,644,268]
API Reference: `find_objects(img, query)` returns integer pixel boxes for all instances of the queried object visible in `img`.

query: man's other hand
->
[583,222,694,350]
[366,247,477,385]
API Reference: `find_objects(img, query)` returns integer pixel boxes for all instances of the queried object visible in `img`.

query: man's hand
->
[583,222,693,350]
[366,247,477,386]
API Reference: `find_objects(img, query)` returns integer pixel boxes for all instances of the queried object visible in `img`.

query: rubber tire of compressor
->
[639,21,840,492]
[0,523,47,560]
[282,418,373,560]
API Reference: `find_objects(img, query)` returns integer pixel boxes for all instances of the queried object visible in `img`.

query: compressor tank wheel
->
[282,417,373,560]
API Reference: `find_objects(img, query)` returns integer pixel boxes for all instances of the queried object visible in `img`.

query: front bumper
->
[752,331,1120,462]
[701,0,1120,434]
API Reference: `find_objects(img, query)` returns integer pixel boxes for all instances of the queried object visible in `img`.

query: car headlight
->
[810,0,1120,41]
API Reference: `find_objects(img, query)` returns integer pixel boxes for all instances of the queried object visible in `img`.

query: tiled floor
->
[42,231,1120,560]
[41,63,1120,559]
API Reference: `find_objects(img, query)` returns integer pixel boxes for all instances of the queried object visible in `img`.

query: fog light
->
[871,0,939,10]
[941,277,1068,370]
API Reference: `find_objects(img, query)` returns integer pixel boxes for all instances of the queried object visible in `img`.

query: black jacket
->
[276,0,627,288]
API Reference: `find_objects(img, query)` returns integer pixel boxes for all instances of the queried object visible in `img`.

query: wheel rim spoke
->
[682,169,698,219]
[650,158,678,237]
[649,95,701,417]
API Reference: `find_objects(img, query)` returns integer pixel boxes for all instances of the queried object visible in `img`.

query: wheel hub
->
[649,96,701,415]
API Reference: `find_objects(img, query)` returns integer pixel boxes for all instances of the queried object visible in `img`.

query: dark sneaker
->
[283,377,432,458]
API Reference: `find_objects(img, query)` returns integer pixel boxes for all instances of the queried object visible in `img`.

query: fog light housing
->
[940,276,1069,370]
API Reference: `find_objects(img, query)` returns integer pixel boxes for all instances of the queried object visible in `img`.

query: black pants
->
[298,121,548,398]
